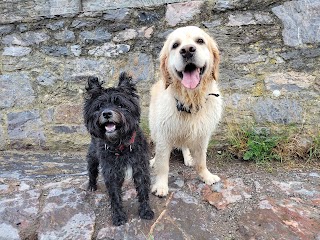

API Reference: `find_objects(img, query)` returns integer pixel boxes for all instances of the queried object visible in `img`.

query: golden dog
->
[149,26,223,197]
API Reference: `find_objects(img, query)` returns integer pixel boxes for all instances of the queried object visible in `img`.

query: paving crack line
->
[148,192,174,236]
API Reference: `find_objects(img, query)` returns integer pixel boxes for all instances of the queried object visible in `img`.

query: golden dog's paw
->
[151,182,169,197]
[200,171,221,185]
[149,158,155,168]
[182,148,194,167]
[184,157,194,167]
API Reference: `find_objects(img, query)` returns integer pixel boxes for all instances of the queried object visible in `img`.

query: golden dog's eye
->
[172,42,179,49]
[197,38,204,44]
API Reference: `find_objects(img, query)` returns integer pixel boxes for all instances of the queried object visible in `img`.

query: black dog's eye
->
[172,42,180,49]
[197,38,204,44]
[114,98,123,108]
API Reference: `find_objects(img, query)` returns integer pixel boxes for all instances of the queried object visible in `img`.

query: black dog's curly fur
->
[84,72,154,226]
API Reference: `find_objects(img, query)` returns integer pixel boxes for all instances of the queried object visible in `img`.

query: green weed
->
[227,124,282,164]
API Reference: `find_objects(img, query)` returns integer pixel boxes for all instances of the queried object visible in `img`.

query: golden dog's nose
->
[179,44,196,59]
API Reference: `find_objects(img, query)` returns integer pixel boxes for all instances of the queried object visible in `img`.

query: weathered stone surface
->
[37,71,58,86]
[264,72,316,94]
[2,46,32,57]
[46,20,65,30]
[103,8,130,21]
[202,178,252,210]
[52,125,87,134]
[7,110,46,142]
[2,53,45,72]
[0,189,41,240]
[122,53,154,82]
[0,25,14,36]
[2,31,50,46]
[1,150,320,239]
[82,0,187,12]
[253,98,303,124]
[0,126,5,150]
[41,45,70,56]
[0,0,319,151]
[113,29,138,42]
[231,53,267,64]
[88,43,130,57]
[0,73,35,109]
[165,1,203,26]
[38,187,95,240]
[62,58,113,82]
[227,12,274,26]
[79,27,111,44]
[272,0,320,46]
[54,29,75,42]
[138,11,160,23]
[71,19,100,29]
[203,20,222,28]
[71,45,82,56]
[213,0,250,11]
[54,104,83,124]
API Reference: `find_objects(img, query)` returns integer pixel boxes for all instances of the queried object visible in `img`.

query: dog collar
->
[104,131,136,156]
[175,93,219,114]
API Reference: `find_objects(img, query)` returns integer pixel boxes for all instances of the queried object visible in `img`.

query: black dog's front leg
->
[133,162,154,220]
[87,146,99,191]
[102,164,127,226]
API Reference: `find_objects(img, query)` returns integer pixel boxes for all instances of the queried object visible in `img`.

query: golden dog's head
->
[160,26,220,89]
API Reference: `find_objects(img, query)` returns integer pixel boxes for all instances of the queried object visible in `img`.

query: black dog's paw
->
[87,183,97,191]
[112,211,127,226]
[139,204,154,220]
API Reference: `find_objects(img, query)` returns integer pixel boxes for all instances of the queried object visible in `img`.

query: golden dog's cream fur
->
[149,26,223,197]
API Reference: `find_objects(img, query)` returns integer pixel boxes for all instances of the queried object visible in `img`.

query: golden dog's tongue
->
[182,68,200,89]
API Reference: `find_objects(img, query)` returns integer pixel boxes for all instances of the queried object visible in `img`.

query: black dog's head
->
[84,72,140,144]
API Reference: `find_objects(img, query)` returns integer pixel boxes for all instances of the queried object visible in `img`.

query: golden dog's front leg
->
[191,146,220,185]
[151,145,171,197]
[182,147,194,167]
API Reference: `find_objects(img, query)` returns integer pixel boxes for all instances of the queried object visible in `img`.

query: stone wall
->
[0,0,319,151]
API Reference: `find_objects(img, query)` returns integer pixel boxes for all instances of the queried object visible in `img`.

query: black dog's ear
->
[118,72,136,91]
[86,76,103,91]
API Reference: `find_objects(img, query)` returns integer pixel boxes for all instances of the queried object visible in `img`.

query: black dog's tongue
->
[105,123,116,132]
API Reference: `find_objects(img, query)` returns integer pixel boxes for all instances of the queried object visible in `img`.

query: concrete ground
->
[0,151,319,240]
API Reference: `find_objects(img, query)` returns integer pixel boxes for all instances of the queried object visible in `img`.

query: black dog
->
[83,72,154,226]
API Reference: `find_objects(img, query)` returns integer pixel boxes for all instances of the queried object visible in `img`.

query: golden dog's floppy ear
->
[159,44,171,89]
[209,39,220,81]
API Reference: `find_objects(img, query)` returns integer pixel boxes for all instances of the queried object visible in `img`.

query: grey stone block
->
[0,73,35,109]
[103,8,130,21]
[88,43,130,57]
[54,30,75,42]
[253,98,303,124]
[41,46,70,57]
[46,20,65,30]
[36,71,58,86]
[0,25,14,36]
[2,31,50,46]
[7,110,46,141]
[272,0,320,46]
[2,46,32,57]
[79,27,111,44]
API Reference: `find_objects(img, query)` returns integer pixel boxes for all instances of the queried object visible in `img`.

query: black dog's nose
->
[180,44,196,59]
[102,110,113,119]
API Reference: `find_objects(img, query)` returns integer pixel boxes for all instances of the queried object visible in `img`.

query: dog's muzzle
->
[100,110,120,133]
[176,63,206,89]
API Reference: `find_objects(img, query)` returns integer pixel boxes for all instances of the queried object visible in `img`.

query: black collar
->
[104,131,136,156]
[175,93,220,114]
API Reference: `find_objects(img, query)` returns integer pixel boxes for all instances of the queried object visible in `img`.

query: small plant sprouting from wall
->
[227,124,281,164]
[226,122,320,165]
